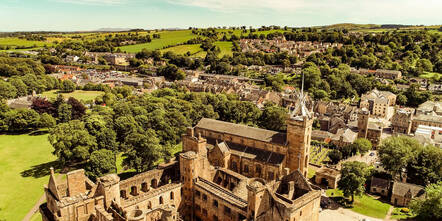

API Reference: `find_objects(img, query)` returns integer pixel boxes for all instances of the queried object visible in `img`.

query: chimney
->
[67,169,86,197]
[187,127,194,137]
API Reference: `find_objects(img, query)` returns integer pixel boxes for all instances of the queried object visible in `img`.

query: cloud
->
[54,0,129,5]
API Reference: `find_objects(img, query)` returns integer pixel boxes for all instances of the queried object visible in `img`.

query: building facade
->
[40,93,321,221]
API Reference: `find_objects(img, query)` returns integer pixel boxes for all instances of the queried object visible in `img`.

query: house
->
[391,182,425,207]
[330,128,358,148]
[360,89,396,119]
[391,108,414,134]
[314,167,341,189]
[370,177,390,197]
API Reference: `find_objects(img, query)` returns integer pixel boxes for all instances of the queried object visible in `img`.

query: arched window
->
[151,179,157,188]
[159,196,164,205]
[148,201,152,209]
[170,191,174,200]
[141,182,148,192]
[130,186,137,196]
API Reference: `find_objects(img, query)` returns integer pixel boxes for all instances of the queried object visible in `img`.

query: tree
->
[38,113,56,129]
[49,120,97,166]
[158,64,186,81]
[57,103,72,123]
[67,97,86,120]
[407,144,442,185]
[353,138,372,155]
[0,80,17,99]
[259,104,287,131]
[378,136,415,178]
[31,97,56,116]
[61,80,76,93]
[409,181,442,220]
[9,78,28,97]
[302,63,321,90]
[328,149,342,164]
[338,161,369,203]
[396,94,408,105]
[86,149,116,179]
[122,130,162,172]
[416,58,433,73]
[3,109,40,132]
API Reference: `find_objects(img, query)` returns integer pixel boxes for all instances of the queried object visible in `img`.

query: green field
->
[41,90,104,101]
[0,37,51,48]
[214,41,233,57]
[326,189,391,219]
[118,30,198,53]
[0,133,57,221]
[159,41,232,58]
[160,44,204,56]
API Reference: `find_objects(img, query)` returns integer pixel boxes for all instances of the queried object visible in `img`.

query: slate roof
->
[196,118,287,145]
[392,182,425,198]
[225,141,285,165]
[371,177,389,189]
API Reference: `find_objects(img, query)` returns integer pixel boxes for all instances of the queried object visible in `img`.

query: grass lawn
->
[0,133,57,221]
[118,30,198,53]
[326,189,391,219]
[41,90,104,102]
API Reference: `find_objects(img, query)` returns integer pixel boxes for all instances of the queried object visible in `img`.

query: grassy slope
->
[326,189,391,219]
[41,90,104,101]
[118,30,197,53]
[160,44,204,56]
[0,133,56,221]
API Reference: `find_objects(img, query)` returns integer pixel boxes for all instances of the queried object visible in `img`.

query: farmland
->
[118,30,198,53]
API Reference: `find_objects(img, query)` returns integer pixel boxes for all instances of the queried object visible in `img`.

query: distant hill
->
[95,28,132,32]
[318,23,380,30]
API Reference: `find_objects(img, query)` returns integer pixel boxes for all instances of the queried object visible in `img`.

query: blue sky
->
[0,0,441,31]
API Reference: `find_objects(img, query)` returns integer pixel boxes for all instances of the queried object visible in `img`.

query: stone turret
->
[247,178,267,220]
[286,91,313,177]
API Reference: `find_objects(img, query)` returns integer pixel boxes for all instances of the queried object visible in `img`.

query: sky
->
[0,0,441,31]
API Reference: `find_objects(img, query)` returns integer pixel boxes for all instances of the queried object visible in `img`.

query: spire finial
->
[301,71,304,96]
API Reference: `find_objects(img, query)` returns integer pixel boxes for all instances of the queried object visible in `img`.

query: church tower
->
[286,91,313,178]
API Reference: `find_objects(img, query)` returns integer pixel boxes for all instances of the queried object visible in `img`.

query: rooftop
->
[196,118,287,145]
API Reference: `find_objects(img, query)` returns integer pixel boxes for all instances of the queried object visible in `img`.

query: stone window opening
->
[141,182,148,192]
[170,191,174,200]
[213,199,218,208]
[202,194,207,201]
[159,196,164,205]
[130,186,138,196]
[195,190,201,198]
[151,179,158,188]
[244,165,249,173]
[224,206,231,215]
[148,201,152,209]
[120,190,127,199]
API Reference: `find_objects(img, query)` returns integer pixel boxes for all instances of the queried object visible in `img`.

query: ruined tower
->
[286,91,313,178]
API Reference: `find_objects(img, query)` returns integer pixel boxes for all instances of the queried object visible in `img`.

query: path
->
[22,174,63,221]
[320,208,383,221]
[384,206,394,221]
